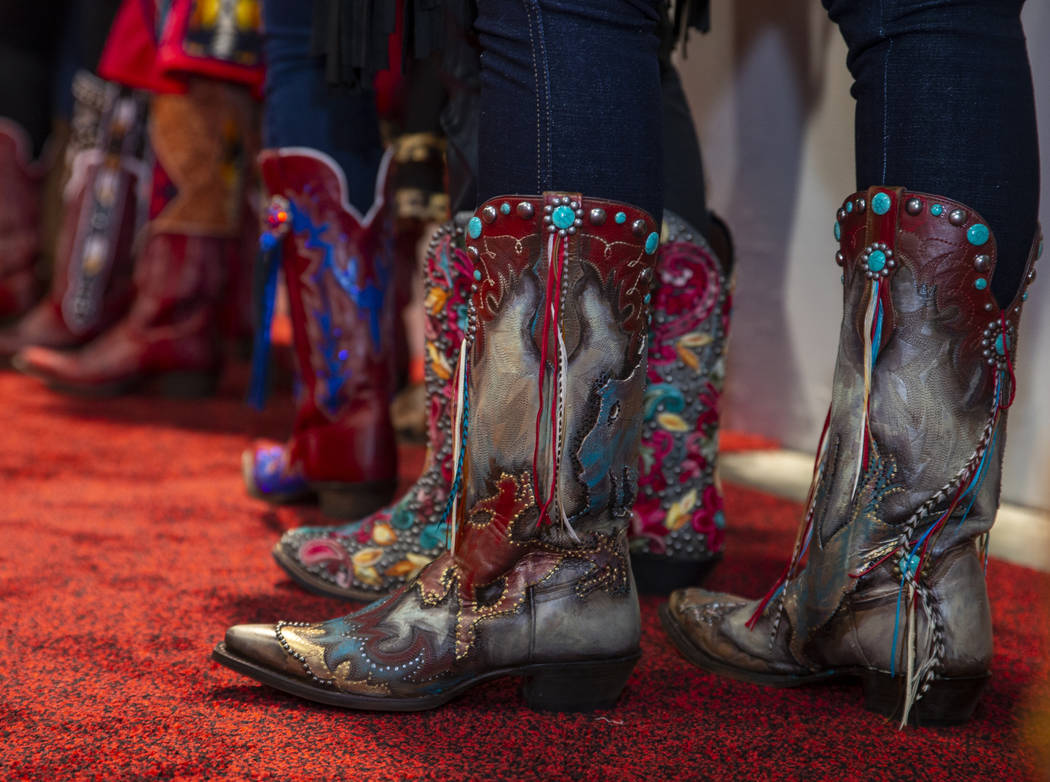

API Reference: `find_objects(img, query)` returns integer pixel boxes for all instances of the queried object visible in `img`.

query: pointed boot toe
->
[220,623,307,680]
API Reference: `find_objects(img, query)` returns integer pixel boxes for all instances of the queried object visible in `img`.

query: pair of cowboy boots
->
[7,79,257,395]
[216,186,1038,725]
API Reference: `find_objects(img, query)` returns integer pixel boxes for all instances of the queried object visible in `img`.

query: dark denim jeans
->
[474,0,665,221]
[261,0,383,213]
[825,0,1039,304]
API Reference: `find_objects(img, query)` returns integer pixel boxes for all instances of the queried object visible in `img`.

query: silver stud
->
[517,201,535,219]
[858,198,867,212]
[589,208,606,225]
[481,205,497,223]
[905,198,922,215]
[974,254,991,272]
[949,209,966,226]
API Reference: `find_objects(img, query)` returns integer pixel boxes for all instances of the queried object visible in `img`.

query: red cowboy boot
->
[662,188,1041,726]
[14,80,257,396]
[241,148,399,519]
[0,119,44,322]
[214,192,659,712]
[0,74,150,358]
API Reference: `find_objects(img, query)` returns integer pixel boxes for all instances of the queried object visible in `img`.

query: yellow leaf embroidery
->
[424,286,448,315]
[427,341,452,380]
[352,548,384,568]
[658,412,689,432]
[372,522,396,546]
[665,489,698,531]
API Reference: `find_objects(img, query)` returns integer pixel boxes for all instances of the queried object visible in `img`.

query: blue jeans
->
[825,0,1039,305]
[261,0,383,213]
[474,0,664,221]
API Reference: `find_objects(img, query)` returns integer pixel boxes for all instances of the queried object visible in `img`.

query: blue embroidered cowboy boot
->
[213,192,659,711]
[630,210,734,592]
[662,188,1041,726]
[242,147,398,518]
[270,218,472,598]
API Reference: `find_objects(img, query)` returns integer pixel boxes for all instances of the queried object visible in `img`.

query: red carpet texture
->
[1,369,1047,781]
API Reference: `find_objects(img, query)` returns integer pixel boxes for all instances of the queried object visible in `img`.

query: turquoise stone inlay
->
[931,204,944,216]
[473,269,482,281]
[867,250,887,272]
[995,333,1010,355]
[834,221,841,241]
[500,202,511,215]
[615,211,627,224]
[975,277,988,290]
[872,192,891,215]
[846,201,854,213]
[645,231,659,254]
[968,223,990,246]
[467,216,482,239]
[901,552,919,579]
[552,205,575,230]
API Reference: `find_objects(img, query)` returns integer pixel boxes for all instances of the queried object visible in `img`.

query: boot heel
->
[520,654,640,713]
[861,669,989,726]
[313,480,397,520]
[154,371,219,398]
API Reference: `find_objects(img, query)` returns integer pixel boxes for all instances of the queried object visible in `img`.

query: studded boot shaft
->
[214,192,659,712]
[271,219,473,598]
[631,210,733,592]
[0,74,150,358]
[242,147,398,519]
[662,186,1041,726]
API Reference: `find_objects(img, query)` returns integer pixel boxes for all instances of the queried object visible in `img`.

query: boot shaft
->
[786,187,1041,653]
[458,193,659,549]
[53,74,150,337]
[258,147,397,425]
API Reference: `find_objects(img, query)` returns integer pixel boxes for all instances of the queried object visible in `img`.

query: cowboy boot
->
[270,218,472,598]
[0,73,149,358]
[213,192,659,712]
[13,81,256,396]
[0,119,44,322]
[241,148,399,519]
[277,210,734,602]
[631,210,734,593]
[661,187,1041,726]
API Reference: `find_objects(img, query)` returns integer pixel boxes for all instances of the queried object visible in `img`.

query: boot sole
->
[658,603,988,726]
[211,641,641,713]
[271,543,388,603]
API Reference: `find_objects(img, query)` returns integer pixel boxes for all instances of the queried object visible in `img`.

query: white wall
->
[677,1,1050,509]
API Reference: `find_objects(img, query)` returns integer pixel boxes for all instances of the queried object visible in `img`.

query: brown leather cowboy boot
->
[0,74,149,359]
[662,187,1041,726]
[240,147,399,519]
[212,192,659,712]
[14,80,257,396]
[0,119,44,322]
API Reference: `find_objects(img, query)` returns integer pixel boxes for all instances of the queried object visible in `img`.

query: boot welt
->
[658,603,989,726]
[211,641,641,713]
[271,543,387,603]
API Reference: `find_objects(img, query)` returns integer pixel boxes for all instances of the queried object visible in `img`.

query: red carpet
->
[1,368,1047,780]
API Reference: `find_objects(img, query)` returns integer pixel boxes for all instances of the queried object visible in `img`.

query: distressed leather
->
[224,193,659,699]
[666,187,1041,687]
